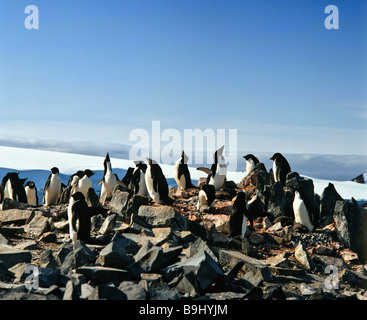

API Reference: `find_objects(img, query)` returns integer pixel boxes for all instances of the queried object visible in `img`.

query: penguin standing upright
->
[229,191,249,238]
[174,151,195,191]
[243,154,259,175]
[145,158,172,204]
[270,153,291,185]
[72,169,95,198]
[99,153,117,202]
[197,145,227,190]
[25,181,38,206]
[196,184,216,213]
[43,167,62,206]
[1,172,27,203]
[67,192,91,244]
[293,190,314,232]
[131,161,148,196]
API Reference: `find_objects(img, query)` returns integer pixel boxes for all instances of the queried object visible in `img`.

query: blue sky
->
[0,0,366,162]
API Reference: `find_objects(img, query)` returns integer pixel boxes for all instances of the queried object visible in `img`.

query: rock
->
[140,273,181,300]
[39,231,57,243]
[77,266,131,285]
[319,183,343,228]
[137,205,188,231]
[264,252,290,268]
[55,242,73,266]
[333,199,364,259]
[39,249,59,268]
[0,244,32,268]
[1,198,31,211]
[133,240,182,274]
[267,221,283,232]
[0,232,8,245]
[25,212,49,237]
[182,237,218,262]
[96,233,134,269]
[38,267,61,288]
[300,283,317,296]
[339,268,367,289]
[61,241,96,273]
[0,209,34,225]
[313,255,349,271]
[109,189,130,220]
[86,188,100,207]
[15,240,37,250]
[294,241,316,270]
[53,220,69,232]
[262,216,273,229]
[125,195,150,222]
[88,282,127,300]
[219,249,273,282]
[99,214,117,235]
[267,182,286,220]
[118,281,147,300]
[0,261,14,282]
[264,285,286,300]
[63,280,81,300]
[161,250,224,293]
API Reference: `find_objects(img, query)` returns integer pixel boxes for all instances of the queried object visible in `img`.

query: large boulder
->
[319,183,343,228]
[0,244,32,268]
[267,182,286,221]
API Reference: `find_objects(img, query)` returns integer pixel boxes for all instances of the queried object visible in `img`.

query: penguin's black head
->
[71,191,85,202]
[105,152,110,162]
[146,158,158,166]
[25,181,35,188]
[270,153,282,161]
[51,167,59,174]
[243,154,259,163]
[236,190,247,202]
[181,151,189,164]
[135,161,147,172]
[75,170,84,178]
[83,169,95,178]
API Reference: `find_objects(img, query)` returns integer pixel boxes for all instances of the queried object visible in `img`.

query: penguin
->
[72,169,95,198]
[243,154,259,175]
[196,184,216,213]
[43,167,62,206]
[24,181,38,206]
[197,145,227,190]
[99,153,117,202]
[1,172,28,203]
[0,185,3,204]
[131,161,148,196]
[67,192,91,244]
[145,158,172,205]
[67,170,84,187]
[229,191,248,238]
[121,167,134,188]
[292,190,314,232]
[270,153,291,185]
[174,151,196,191]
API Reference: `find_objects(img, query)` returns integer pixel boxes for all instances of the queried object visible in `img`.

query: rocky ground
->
[0,165,367,301]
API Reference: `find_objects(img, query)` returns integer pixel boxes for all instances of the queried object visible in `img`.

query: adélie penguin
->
[43,167,62,206]
[243,154,259,175]
[270,153,291,186]
[174,151,196,191]
[196,184,216,213]
[229,191,248,239]
[197,145,227,190]
[25,181,38,206]
[1,172,28,203]
[131,161,148,196]
[98,153,117,202]
[145,158,173,205]
[68,192,91,244]
[293,190,314,232]
[72,169,95,198]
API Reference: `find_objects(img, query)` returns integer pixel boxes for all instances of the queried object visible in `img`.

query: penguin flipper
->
[116,179,127,189]
[96,179,103,187]
[196,167,212,175]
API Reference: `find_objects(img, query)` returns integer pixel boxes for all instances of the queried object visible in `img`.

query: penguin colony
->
[0,149,315,244]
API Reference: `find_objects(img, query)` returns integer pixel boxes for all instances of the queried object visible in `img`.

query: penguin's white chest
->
[25,187,37,206]
[67,198,78,243]
[246,159,255,175]
[174,161,185,190]
[77,176,92,196]
[241,214,248,238]
[136,170,147,196]
[145,168,160,201]
[273,161,278,182]
[293,194,314,232]
[209,164,227,190]
[101,170,116,198]
[45,174,61,205]
[4,180,13,200]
